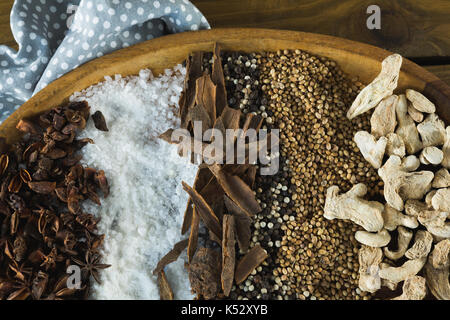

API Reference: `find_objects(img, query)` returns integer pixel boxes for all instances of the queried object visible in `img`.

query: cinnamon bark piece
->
[235,245,268,285]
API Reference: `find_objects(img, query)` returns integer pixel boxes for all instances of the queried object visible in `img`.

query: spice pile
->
[158,47,384,300]
[258,50,384,300]
[325,53,450,300]
[211,50,380,300]
[0,101,109,300]
[220,52,296,299]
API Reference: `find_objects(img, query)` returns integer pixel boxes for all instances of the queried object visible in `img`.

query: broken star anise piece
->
[7,285,31,300]
[0,154,9,176]
[8,174,23,193]
[40,248,64,271]
[16,119,40,135]
[75,213,99,233]
[91,111,109,132]
[31,271,48,300]
[94,170,109,198]
[27,181,56,194]
[12,235,27,262]
[43,274,78,300]
[19,168,31,183]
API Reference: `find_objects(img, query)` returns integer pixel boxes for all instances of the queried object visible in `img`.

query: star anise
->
[40,247,64,271]
[36,208,60,236]
[0,235,14,263]
[0,278,15,299]
[7,194,25,214]
[8,261,32,282]
[43,274,78,300]
[12,235,27,262]
[7,284,31,300]
[59,211,76,230]
[75,213,99,233]
[72,251,110,284]
[0,101,108,300]
[55,230,77,255]
[84,229,105,255]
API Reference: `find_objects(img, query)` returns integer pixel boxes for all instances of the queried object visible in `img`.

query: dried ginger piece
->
[408,103,424,122]
[396,94,423,154]
[347,54,402,119]
[406,89,436,113]
[392,276,427,300]
[370,95,397,138]
[353,131,387,169]
[425,239,450,300]
[358,245,383,293]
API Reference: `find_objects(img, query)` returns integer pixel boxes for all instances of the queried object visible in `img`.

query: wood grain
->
[424,65,450,85]
[1,28,449,145]
[0,0,448,85]
[192,0,450,59]
[1,0,449,59]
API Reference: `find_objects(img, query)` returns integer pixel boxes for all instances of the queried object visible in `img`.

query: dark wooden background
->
[1,0,449,84]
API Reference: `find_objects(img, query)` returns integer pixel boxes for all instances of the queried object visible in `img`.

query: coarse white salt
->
[70,65,197,300]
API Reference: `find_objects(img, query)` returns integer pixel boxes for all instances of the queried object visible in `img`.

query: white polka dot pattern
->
[0,0,210,121]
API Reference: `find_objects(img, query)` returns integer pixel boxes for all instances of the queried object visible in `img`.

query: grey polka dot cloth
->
[0,0,210,123]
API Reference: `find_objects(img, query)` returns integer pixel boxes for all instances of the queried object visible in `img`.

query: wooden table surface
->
[1,0,449,85]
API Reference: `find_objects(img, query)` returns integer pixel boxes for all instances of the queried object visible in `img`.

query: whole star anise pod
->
[72,251,110,284]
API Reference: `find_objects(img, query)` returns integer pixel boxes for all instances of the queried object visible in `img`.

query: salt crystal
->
[70,65,196,300]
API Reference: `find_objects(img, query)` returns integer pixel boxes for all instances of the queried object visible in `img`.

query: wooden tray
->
[1,28,449,144]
